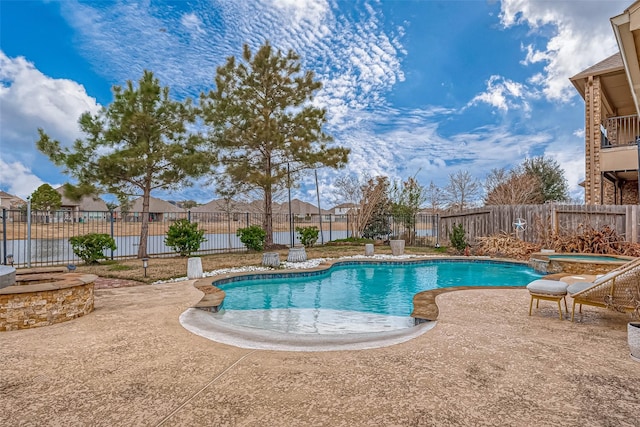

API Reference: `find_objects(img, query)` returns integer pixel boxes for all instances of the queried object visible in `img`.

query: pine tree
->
[200,42,349,245]
[37,71,213,258]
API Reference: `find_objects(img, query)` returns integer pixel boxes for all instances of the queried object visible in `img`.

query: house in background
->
[0,191,25,210]
[273,198,332,219]
[332,202,358,215]
[115,196,184,222]
[190,198,254,222]
[570,1,640,205]
[0,191,26,222]
[55,186,108,222]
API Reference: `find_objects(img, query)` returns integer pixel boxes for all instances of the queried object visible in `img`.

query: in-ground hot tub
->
[0,267,97,331]
[529,252,633,275]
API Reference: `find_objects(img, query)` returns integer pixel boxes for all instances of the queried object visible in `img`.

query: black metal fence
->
[0,208,439,267]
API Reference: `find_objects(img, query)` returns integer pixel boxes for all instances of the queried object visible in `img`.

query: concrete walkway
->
[2,280,639,426]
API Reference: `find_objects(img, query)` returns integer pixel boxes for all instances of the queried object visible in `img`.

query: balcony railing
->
[602,114,640,147]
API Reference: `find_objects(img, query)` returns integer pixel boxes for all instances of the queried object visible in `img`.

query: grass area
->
[74,244,449,283]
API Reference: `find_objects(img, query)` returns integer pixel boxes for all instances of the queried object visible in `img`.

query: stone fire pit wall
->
[0,273,97,331]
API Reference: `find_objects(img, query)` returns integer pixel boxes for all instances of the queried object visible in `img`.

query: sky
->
[0,0,631,207]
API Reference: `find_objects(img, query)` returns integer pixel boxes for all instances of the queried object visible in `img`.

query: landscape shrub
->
[69,233,117,264]
[236,225,266,252]
[165,219,207,256]
[450,223,467,252]
[295,226,319,248]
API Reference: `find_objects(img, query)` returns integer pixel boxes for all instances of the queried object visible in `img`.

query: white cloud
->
[180,13,206,36]
[0,159,52,199]
[0,51,100,197]
[467,75,530,112]
[270,0,330,27]
[499,0,628,101]
[0,51,100,148]
[58,0,405,133]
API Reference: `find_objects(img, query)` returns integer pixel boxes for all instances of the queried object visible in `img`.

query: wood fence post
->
[631,205,638,244]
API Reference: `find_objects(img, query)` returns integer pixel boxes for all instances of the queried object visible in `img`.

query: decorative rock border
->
[0,271,97,331]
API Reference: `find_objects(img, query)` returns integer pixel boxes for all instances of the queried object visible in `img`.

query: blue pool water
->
[217,260,542,318]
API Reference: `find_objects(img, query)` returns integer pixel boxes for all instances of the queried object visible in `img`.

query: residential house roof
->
[190,199,253,213]
[273,198,332,215]
[570,52,624,81]
[115,196,185,213]
[570,52,637,117]
[55,186,108,211]
[190,198,331,215]
[0,191,25,208]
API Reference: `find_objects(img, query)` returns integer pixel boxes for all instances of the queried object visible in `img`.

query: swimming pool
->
[206,260,541,335]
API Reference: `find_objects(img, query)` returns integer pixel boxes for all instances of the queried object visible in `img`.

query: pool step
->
[192,278,225,312]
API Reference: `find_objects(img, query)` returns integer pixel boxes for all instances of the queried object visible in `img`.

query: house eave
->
[611,1,640,116]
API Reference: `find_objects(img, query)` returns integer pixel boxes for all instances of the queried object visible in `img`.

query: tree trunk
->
[137,188,151,258]
[264,188,273,246]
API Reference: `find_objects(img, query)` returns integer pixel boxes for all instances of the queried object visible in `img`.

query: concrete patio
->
[2,280,639,426]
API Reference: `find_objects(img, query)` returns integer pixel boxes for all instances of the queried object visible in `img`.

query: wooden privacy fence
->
[440,204,640,245]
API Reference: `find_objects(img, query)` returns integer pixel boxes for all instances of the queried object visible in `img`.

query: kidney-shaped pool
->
[183,259,541,343]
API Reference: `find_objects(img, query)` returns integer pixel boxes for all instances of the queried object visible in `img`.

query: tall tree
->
[522,156,570,203]
[484,167,543,205]
[390,176,426,244]
[30,183,62,223]
[360,177,391,239]
[425,181,444,214]
[200,42,349,245]
[444,170,481,212]
[334,175,362,209]
[37,71,213,258]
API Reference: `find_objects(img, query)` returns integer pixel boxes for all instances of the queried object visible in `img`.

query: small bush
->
[236,225,267,252]
[165,219,207,256]
[69,233,117,264]
[295,226,319,248]
[450,223,467,252]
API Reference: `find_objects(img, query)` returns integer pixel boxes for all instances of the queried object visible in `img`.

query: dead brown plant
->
[476,232,541,260]
[477,220,640,261]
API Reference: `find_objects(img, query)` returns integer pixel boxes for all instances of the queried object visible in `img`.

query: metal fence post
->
[188,210,191,222]
[110,209,115,260]
[27,198,32,268]
[329,215,332,242]
[246,212,249,228]
[2,208,6,265]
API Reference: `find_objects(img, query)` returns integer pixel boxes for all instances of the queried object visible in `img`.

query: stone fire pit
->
[0,267,97,331]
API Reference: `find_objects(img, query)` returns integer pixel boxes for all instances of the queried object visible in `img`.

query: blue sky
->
[0,0,631,206]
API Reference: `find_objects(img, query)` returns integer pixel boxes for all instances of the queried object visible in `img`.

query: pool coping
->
[183,256,535,350]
